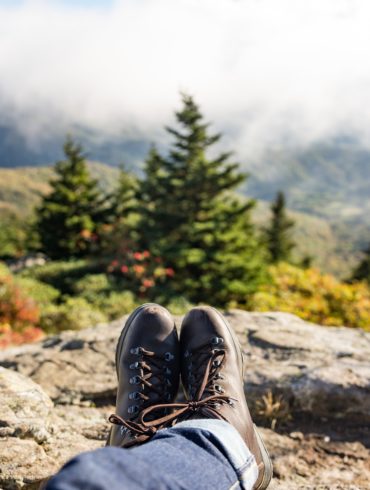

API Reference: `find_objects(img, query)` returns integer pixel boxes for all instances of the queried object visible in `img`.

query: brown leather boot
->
[107,303,180,447]
[180,306,273,489]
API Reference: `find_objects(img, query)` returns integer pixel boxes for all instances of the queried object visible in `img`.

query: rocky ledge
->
[0,311,369,489]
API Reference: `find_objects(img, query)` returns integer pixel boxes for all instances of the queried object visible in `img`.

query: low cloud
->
[1,0,370,157]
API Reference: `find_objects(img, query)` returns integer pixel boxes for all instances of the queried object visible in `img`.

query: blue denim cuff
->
[172,419,258,490]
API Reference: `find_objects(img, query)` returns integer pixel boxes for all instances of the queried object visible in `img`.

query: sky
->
[0,0,370,155]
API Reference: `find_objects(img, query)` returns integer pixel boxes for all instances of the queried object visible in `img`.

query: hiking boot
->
[180,306,273,490]
[107,303,180,447]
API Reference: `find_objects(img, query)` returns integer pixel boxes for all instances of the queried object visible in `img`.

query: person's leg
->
[46,419,258,490]
[46,304,272,490]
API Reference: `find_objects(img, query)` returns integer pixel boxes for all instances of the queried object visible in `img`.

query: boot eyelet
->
[213,360,222,368]
[184,350,191,358]
[214,384,224,393]
[130,347,141,355]
[128,391,141,400]
[211,337,224,345]
[164,352,174,362]
[127,405,139,415]
[129,362,140,369]
[129,376,141,384]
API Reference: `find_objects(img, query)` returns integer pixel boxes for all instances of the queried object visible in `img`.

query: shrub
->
[15,277,60,307]
[107,250,175,300]
[39,297,107,334]
[0,266,40,331]
[165,297,192,315]
[0,323,44,349]
[0,262,44,348]
[97,291,138,320]
[20,259,103,294]
[71,273,111,303]
[249,262,370,330]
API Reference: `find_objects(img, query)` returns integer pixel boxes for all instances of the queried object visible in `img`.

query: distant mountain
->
[0,162,119,217]
[1,127,368,230]
[0,125,149,168]
[245,136,370,228]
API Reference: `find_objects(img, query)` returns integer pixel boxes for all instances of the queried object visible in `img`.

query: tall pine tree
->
[100,166,139,255]
[265,191,295,263]
[36,137,106,259]
[137,94,266,305]
[109,166,138,220]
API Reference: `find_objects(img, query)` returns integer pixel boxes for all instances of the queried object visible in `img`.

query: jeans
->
[46,419,258,490]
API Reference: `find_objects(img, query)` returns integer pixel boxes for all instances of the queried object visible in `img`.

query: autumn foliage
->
[0,268,44,348]
[250,263,370,330]
[107,249,175,298]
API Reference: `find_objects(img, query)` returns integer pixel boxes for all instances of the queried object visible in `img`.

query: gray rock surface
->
[0,311,369,489]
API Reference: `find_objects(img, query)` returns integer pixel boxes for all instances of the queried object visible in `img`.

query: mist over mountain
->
[0,125,149,168]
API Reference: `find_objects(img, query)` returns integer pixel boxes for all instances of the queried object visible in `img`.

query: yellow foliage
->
[250,263,370,331]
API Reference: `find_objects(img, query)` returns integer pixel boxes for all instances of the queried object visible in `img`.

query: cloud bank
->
[1,0,370,156]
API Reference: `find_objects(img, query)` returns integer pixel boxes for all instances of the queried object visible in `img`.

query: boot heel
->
[253,425,273,489]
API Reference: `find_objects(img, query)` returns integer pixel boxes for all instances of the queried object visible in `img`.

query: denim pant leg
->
[46,420,258,490]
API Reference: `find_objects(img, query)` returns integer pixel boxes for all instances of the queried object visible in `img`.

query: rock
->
[0,310,369,489]
[0,367,53,441]
[0,367,107,488]
[229,312,370,422]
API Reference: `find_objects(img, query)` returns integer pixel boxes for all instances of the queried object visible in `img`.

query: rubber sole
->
[208,306,273,489]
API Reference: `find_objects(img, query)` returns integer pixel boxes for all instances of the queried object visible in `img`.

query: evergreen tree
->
[137,94,267,305]
[36,137,106,259]
[100,166,139,255]
[352,244,370,283]
[265,191,295,263]
[109,166,138,220]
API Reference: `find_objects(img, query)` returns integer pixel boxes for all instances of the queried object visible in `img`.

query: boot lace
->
[109,346,175,446]
[135,337,235,431]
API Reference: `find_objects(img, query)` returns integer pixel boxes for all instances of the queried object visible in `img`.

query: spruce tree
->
[110,166,138,220]
[352,244,370,283]
[100,167,138,255]
[137,94,266,305]
[36,137,106,259]
[265,191,295,263]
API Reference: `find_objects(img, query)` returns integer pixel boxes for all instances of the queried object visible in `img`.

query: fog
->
[1,0,370,156]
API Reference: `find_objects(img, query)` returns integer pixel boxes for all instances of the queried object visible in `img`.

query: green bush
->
[97,291,139,320]
[40,297,107,333]
[15,277,60,307]
[21,260,104,294]
[164,297,192,315]
[71,273,111,302]
[249,262,370,330]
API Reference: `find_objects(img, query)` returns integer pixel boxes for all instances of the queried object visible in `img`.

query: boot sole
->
[253,424,273,490]
[208,307,273,490]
